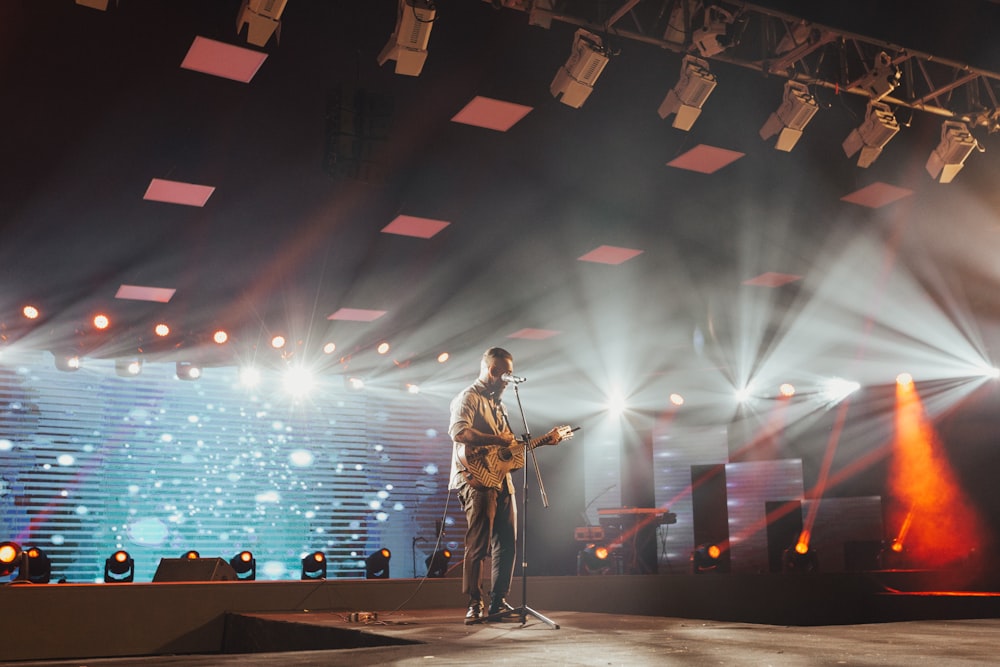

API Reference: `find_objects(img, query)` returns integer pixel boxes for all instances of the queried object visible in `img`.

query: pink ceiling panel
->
[327,308,388,322]
[841,182,915,208]
[180,36,267,83]
[667,144,745,174]
[115,284,176,303]
[451,96,533,132]
[382,215,451,239]
[143,178,215,207]
[578,245,644,265]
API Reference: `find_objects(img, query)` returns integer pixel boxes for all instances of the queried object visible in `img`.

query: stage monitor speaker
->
[153,557,239,582]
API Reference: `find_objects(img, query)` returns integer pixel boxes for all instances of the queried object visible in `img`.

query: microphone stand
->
[487,380,560,629]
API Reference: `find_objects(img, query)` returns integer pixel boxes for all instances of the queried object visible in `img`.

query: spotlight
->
[781,542,819,573]
[376,341,390,355]
[23,546,51,583]
[669,393,684,406]
[377,0,437,77]
[176,361,202,381]
[213,330,229,344]
[93,313,111,330]
[236,0,287,47]
[759,80,819,151]
[365,547,391,579]
[0,541,23,577]
[271,335,286,349]
[855,51,902,102]
[425,548,452,578]
[896,372,913,387]
[104,550,135,583]
[114,358,143,377]
[437,352,449,363]
[406,383,421,394]
[154,323,170,337]
[577,543,613,575]
[691,543,722,573]
[926,120,980,183]
[183,550,200,559]
[322,341,336,354]
[842,101,900,168]
[779,383,796,398]
[229,550,256,581]
[301,551,327,580]
[347,376,365,391]
[53,352,82,372]
[691,5,736,58]
[21,305,40,320]
[550,28,611,109]
[658,55,717,131]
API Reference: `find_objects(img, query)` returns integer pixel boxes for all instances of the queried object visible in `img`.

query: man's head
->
[479,347,513,394]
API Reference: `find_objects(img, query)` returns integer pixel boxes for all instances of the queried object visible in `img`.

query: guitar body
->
[457,425,575,490]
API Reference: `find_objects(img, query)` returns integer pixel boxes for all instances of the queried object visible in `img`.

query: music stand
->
[479,380,559,629]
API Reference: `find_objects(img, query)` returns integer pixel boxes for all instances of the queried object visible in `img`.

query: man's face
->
[481,355,514,394]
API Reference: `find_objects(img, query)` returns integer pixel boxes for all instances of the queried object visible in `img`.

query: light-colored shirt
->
[448,380,515,493]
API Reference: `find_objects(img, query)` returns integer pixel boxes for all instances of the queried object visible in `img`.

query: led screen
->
[0,351,462,582]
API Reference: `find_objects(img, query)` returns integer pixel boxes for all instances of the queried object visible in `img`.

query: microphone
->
[501,373,527,383]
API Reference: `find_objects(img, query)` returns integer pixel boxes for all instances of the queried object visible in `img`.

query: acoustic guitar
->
[458,425,576,490]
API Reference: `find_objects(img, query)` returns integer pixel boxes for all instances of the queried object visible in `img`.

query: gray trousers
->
[457,483,516,602]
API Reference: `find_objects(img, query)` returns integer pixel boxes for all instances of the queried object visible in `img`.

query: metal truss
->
[491,0,1000,131]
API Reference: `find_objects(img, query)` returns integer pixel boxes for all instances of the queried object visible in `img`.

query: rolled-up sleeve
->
[449,389,476,440]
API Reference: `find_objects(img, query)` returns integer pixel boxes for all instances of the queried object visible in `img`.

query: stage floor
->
[3,609,999,666]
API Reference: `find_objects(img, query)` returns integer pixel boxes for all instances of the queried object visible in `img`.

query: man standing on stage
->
[449,347,519,623]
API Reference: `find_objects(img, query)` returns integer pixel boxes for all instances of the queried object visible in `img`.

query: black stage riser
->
[2,572,1000,662]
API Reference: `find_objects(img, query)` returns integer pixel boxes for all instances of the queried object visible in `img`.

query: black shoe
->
[465,600,483,625]
[487,597,514,616]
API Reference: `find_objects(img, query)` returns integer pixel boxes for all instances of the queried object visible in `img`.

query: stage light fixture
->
[271,335,286,349]
[176,361,202,381]
[53,352,82,372]
[21,546,51,583]
[759,80,819,152]
[301,551,327,580]
[376,341,390,355]
[437,352,449,363]
[691,5,736,58]
[779,383,796,398]
[691,543,722,573]
[154,323,170,337]
[236,0,287,47]
[114,358,142,377]
[377,0,437,77]
[926,120,980,183]
[425,548,451,578]
[213,329,229,344]
[658,55,717,131]
[22,305,40,320]
[781,542,819,573]
[856,51,902,103]
[104,550,134,583]
[365,547,391,579]
[577,543,613,575]
[93,314,111,330]
[550,28,611,109]
[842,101,900,168]
[406,383,421,394]
[0,541,23,577]
[229,550,256,580]
[183,550,201,559]
[896,372,913,387]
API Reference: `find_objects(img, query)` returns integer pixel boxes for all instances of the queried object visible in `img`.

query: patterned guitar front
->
[457,425,575,490]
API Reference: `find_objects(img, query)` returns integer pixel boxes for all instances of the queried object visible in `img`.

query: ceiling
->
[4,0,1000,424]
